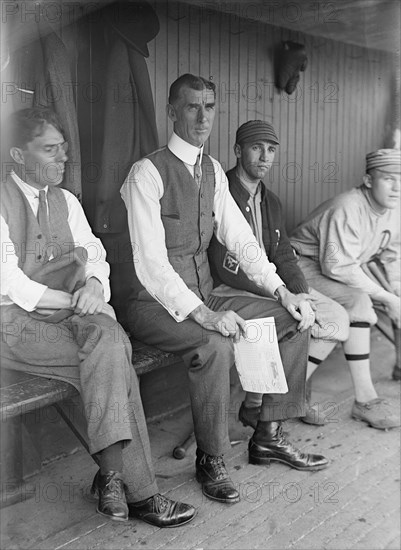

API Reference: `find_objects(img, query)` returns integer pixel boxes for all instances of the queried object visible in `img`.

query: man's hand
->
[189,303,246,342]
[276,286,315,332]
[71,277,105,316]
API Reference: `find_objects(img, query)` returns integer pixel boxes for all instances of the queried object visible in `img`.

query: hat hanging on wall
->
[103,0,160,57]
[275,41,308,95]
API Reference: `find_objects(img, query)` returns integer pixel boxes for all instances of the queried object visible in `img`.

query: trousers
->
[298,257,378,324]
[0,304,158,503]
[127,293,310,456]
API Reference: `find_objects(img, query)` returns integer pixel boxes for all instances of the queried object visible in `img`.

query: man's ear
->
[9,147,25,165]
[166,103,177,122]
[363,174,372,188]
[234,143,242,159]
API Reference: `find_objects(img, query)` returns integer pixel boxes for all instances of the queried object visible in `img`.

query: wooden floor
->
[1,327,400,550]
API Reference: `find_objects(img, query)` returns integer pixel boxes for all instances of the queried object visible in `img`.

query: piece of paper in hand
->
[233,317,288,394]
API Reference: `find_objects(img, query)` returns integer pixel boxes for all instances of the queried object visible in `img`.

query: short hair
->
[6,107,64,150]
[168,74,216,104]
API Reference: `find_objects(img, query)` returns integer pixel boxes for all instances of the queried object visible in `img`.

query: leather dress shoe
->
[392,365,401,381]
[91,470,128,521]
[249,421,329,471]
[238,402,261,429]
[195,449,240,503]
[128,494,196,528]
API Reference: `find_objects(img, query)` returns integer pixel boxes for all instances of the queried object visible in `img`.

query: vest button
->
[246,206,250,212]
[37,255,42,260]
[37,234,42,239]
[201,231,205,236]
[200,193,204,198]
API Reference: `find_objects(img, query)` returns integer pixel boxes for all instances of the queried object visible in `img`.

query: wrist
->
[189,303,209,324]
[274,285,287,302]
[86,277,104,292]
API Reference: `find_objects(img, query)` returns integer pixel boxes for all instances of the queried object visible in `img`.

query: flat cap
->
[236,120,279,146]
[366,149,401,173]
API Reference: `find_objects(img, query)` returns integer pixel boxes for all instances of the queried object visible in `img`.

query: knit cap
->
[366,149,401,173]
[236,120,279,146]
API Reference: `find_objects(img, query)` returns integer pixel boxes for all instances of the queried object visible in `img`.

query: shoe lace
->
[207,455,228,481]
[103,473,124,499]
[151,494,169,513]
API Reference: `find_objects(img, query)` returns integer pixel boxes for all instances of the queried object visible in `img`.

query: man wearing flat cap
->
[208,121,399,431]
[291,148,401,427]
[209,120,350,426]
[122,74,329,507]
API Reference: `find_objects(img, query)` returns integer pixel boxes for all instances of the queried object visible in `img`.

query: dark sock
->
[99,442,124,475]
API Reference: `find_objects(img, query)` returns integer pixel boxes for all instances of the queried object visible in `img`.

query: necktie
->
[194,154,202,187]
[37,190,52,253]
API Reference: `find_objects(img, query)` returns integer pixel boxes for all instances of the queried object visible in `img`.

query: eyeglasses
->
[42,141,69,157]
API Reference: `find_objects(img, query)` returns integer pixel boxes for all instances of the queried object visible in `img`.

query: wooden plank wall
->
[147,1,394,230]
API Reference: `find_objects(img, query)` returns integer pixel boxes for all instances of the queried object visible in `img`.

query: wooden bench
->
[0,340,179,507]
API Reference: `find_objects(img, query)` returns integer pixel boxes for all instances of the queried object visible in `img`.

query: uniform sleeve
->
[318,205,389,300]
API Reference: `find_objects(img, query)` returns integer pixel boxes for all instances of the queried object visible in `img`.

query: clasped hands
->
[35,277,113,318]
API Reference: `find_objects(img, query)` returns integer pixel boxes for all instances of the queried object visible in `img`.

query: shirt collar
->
[236,167,261,199]
[10,171,48,198]
[168,132,204,165]
[360,184,387,216]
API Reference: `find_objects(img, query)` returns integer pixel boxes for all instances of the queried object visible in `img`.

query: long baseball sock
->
[343,322,377,403]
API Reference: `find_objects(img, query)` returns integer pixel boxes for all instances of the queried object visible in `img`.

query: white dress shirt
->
[0,172,111,311]
[120,133,284,322]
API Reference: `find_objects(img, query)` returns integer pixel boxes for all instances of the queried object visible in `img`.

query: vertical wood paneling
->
[150,1,394,229]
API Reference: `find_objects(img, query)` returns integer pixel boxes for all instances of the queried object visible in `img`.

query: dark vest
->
[131,147,215,302]
[1,177,75,277]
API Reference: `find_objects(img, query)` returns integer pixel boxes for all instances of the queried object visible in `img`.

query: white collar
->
[10,171,48,198]
[168,132,204,165]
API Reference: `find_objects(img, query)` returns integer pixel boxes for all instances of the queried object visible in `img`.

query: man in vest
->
[208,120,399,431]
[0,107,196,527]
[121,74,329,506]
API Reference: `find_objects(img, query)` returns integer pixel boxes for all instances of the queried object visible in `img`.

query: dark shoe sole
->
[249,455,329,471]
[130,509,197,528]
[196,473,240,504]
[200,486,240,504]
[96,507,128,522]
